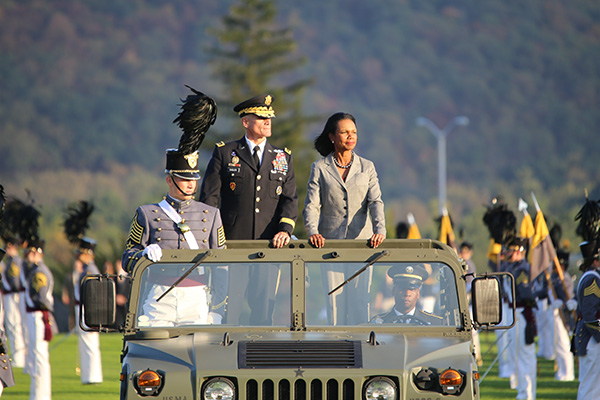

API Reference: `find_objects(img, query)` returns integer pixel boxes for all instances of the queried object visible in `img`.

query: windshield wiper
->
[157,251,212,302]
[328,250,389,296]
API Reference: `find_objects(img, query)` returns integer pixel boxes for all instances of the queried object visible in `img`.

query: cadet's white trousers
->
[552,308,574,381]
[140,284,209,327]
[577,338,600,400]
[75,312,103,384]
[26,311,50,400]
[3,293,25,368]
[514,309,536,400]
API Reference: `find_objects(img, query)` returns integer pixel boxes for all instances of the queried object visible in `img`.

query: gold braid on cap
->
[238,106,275,118]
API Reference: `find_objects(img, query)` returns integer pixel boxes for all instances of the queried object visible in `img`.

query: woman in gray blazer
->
[303,112,386,325]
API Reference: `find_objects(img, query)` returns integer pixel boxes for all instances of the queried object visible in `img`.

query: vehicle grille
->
[244,378,356,400]
[239,341,362,369]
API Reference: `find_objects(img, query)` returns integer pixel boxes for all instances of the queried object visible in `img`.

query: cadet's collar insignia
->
[285,147,292,155]
[216,141,225,147]
[230,182,236,191]
[184,152,198,168]
[265,95,272,106]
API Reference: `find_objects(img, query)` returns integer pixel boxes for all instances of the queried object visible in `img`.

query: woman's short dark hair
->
[314,112,356,157]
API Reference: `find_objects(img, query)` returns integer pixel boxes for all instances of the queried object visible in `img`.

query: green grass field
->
[1,331,579,399]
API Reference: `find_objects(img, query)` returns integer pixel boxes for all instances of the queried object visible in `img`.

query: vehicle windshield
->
[135,261,461,328]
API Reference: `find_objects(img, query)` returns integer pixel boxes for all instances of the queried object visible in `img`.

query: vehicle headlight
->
[363,377,397,400]
[439,368,464,395]
[203,377,236,400]
[134,369,164,396]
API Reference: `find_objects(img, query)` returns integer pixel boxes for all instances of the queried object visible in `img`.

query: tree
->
[208,0,318,237]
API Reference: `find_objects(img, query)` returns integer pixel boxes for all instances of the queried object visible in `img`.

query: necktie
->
[253,146,260,169]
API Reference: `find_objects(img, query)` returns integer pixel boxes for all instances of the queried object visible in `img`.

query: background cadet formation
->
[0,89,598,399]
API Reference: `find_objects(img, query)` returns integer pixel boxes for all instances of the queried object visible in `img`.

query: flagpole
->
[530,192,577,323]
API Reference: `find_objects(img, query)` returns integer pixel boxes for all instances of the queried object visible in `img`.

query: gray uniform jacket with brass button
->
[200,137,298,240]
[574,270,600,356]
[122,194,227,315]
[303,153,385,240]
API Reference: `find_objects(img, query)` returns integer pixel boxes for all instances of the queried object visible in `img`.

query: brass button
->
[156,238,161,242]
[202,218,207,222]
[204,210,209,213]
[255,208,260,213]
[257,186,261,191]
[257,175,262,180]
[203,229,207,232]
[203,239,207,243]
[157,228,162,232]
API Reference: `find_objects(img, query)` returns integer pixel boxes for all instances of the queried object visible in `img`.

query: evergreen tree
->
[207,0,318,237]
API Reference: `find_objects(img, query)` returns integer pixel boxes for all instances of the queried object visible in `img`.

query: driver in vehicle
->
[371,264,443,325]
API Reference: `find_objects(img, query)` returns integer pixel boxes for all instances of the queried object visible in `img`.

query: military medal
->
[232,155,239,164]
[272,151,288,173]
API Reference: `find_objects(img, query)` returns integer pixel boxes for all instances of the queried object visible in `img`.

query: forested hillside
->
[1,0,599,279]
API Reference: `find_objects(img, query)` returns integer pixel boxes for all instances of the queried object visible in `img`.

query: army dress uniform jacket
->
[574,269,600,356]
[303,153,385,240]
[122,194,227,271]
[200,138,298,240]
[370,308,443,325]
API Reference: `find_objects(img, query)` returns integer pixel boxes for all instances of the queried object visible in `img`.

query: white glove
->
[552,299,564,309]
[566,299,577,311]
[142,244,162,262]
[207,312,222,325]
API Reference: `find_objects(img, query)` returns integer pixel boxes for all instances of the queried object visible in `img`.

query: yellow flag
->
[520,213,535,240]
[407,213,421,239]
[529,210,556,281]
[439,212,456,248]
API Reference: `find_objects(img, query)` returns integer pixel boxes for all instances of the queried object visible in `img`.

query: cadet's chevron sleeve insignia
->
[584,279,600,299]
[126,211,144,247]
[217,225,226,247]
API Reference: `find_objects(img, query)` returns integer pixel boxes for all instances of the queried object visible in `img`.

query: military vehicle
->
[81,239,514,400]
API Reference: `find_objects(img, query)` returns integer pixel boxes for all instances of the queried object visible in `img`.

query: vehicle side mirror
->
[471,276,502,326]
[80,275,117,332]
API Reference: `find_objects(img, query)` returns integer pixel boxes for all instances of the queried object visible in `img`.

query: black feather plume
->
[575,197,600,242]
[17,201,41,245]
[549,222,562,249]
[173,85,217,155]
[482,200,516,245]
[63,201,95,244]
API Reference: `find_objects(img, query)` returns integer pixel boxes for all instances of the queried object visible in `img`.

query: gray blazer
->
[303,153,386,239]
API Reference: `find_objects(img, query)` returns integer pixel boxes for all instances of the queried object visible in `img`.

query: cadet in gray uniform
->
[23,239,53,400]
[122,88,227,325]
[0,186,15,395]
[371,264,443,325]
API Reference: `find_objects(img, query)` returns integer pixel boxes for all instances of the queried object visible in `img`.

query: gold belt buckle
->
[178,222,190,234]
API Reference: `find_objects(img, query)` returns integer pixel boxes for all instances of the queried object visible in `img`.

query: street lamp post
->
[416,116,469,214]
